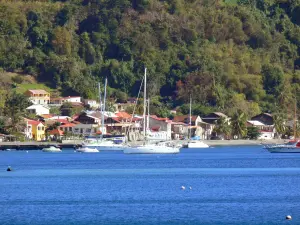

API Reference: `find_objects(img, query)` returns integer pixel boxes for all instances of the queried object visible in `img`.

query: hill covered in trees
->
[0,0,300,118]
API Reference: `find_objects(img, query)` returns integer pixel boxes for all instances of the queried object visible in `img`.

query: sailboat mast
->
[294,98,297,139]
[102,77,107,136]
[189,95,192,140]
[147,98,150,131]
[143,68,147,137]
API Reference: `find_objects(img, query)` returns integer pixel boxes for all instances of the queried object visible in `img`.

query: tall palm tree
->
[213,117,231,139]
[273,114,286,139]
[231,111,247,139]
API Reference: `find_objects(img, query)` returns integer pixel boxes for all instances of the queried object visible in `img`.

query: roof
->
[212,112,228,118]
[27,120,44,126]
[27,89,49,95]
[26,104,49,109]
[39,114,54,119]
[58,123,76,128]
[48,129,64,136]
[173,115,198,123]
[247,120,265,126]
[115,111,131,119]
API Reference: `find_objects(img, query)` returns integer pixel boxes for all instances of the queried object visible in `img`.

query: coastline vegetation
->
[0,0,300,139]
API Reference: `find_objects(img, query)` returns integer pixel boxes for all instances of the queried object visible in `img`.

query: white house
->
[83,99,99,108]
[25,89,50,105]
[26,104,50,115]
[247,120,275,140]
[50,96,81,105]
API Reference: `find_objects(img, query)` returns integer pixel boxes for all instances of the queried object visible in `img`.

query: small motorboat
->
[42,146,62,152]
[76,146,99,153]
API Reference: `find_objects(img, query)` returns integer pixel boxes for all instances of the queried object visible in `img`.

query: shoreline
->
[0,139,287,150]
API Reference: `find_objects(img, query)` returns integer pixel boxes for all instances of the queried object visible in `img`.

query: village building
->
[25,89,50,105]
[173,115,211,140]
[248,113,275,139]
[26,104,50,115]
[83,99,99,108]
[26,120,46,141]
[147,115,172,140]
[50,96,81,105]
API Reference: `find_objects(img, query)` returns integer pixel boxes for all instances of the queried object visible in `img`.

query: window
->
[80,128,83,133]
[74,128,79,133]
[69,127,72,132]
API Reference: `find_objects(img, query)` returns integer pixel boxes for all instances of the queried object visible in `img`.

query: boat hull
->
[42,148,62,152]
[123,146,179,154]
[266,147,300,153]
[183,141,209,148]
[76,147,99,153]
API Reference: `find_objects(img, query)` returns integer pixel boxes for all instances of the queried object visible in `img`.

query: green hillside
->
[0,0,300,118]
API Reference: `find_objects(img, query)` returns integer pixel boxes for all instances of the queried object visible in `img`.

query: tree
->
[247,126,260,140]
[4,92,31,133]
[213,117,231,138]
[273,114,286,139]
[231,111,247,139]
[262,64,284,97]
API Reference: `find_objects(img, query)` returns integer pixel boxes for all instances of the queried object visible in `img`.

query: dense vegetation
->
[0,0,300,119]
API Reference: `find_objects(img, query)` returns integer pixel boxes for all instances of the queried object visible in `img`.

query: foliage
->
[246,126,260,140]
[0,0,299,117]
[4,92,31,132]
[213,117,231,138]
[230,110,248,139]
[60,102,83,117]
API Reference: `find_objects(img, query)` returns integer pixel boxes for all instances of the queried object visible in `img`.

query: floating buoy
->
[286,215,292,220]
[7,166,12,172]
[189,186,192,190]
[26,151,28,153]
[181,186,186,190]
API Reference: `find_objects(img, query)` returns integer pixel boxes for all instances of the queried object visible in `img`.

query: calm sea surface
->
[0,146,300,225]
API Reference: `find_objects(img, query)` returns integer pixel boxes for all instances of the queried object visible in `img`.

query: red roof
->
[27,120,44,126]
[39,114,54,119]
[48,129,64,136]
[150,115,170,121]
[53,119,70,124]
[59,123,76,128]
[115,111,131,119]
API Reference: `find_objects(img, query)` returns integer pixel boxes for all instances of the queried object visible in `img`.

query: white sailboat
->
[82,78,126,151]
[124,68,180,154]
[182,97,209,149]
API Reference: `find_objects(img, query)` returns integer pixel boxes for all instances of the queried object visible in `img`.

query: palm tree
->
[231,111,247,139]
[213,117,231,139]
[273,114,286,139]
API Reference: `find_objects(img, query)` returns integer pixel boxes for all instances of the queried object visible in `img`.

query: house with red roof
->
[26,119,46,141]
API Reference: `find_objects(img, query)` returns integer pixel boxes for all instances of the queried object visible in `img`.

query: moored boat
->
[182,141,209,148]
[264,140,300,153]
[124,141,179,154]
[76,146,99,153]
[42,146,62,152]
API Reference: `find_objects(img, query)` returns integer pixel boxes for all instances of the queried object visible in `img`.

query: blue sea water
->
[0,146,300,225]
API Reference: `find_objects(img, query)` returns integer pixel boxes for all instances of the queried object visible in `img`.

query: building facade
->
[25,89,50,105]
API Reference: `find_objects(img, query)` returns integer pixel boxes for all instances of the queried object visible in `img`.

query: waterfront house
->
[148,115,172,140]
[173,115,211,140]
[25,89,50,105]
[250,113,275,139]
[26,104,50,116]
[27,120,45,141]
[251,113,274,125]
